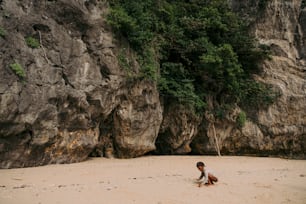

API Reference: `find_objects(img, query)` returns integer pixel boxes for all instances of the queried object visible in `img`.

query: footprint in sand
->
[13,184,30,189]
[254,183,272,189]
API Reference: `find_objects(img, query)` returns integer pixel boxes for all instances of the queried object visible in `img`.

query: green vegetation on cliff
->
[0,27,6,38]
[25,36,40,48]
[237,111,247,128]
[9,62,26,79]
[108,0,276,113]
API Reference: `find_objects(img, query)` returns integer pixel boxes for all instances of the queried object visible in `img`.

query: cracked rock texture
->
[192,0,306,158]
[0,0,162,168]
[0,0,305,168]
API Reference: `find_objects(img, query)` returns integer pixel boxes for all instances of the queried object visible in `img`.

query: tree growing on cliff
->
[107,0,275,113]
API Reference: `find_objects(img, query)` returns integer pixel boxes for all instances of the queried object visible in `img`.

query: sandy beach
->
[0,156,306,204]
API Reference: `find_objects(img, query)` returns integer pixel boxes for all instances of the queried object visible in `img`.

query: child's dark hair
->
[196,161,205,167]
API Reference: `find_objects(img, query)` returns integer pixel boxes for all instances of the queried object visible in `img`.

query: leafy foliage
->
[0,27,6,38]
[158,62,205,111]
[10,62,26,79]
[118,48,131,71]
[117,48,137,80]
[25,36,40,48]
[108,0,276,113]
[236,111,247,128]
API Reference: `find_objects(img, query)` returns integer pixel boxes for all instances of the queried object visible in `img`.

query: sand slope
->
[1,156,306,204]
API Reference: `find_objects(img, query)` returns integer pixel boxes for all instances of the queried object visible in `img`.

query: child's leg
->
[208,173,218,184]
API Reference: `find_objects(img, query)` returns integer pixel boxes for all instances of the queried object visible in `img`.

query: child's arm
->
[197,172,205,187]
[198,172,204,180]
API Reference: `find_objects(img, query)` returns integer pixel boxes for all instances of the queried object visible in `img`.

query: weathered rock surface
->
[0,0,305,168]
[114,80,162,158]
[155,104,201,155]
[192,0,306,158]
[0,0,162,168]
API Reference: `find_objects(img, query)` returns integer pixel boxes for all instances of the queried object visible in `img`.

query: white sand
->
[0,156,306,204]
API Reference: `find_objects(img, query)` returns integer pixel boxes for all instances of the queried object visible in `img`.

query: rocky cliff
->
[191,0,306,157]
[0,0,305,168]
[0,0,162,168]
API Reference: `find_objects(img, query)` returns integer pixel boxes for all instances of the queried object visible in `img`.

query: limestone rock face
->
[155,105,201,154]
[253,0,306,157]
[113,80,162,158]
[192,120,266,155]
[192,0,306,158]
[0,0,162,168]
[299,8,306,58]
[0,0,305,168]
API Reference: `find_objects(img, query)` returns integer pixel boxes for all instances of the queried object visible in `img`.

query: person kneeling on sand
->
[196,161,218,187]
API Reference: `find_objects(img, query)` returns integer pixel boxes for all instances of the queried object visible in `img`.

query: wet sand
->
[1,156,306,204]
